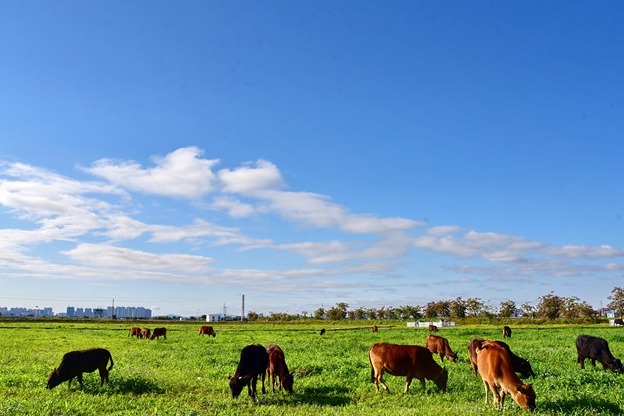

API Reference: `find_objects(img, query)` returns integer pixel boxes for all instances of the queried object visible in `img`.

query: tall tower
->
[241,294,245,322]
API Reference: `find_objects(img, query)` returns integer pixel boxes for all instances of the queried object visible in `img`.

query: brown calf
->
[266,344,294,393]
[129,327,141,338]
[425,335,458,362]
[47,348,113,389]
[199,326,216,337]
[139,328,151,339]
[476,341,536,411]
[428,324,439,332]
[369,343,447,394]
[503,326,512,338]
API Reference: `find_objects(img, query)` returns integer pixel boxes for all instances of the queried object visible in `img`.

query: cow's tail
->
[107,351,114,371]
[368,348,375,383]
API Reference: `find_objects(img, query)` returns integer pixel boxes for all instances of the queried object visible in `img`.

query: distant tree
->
[314,307,326,320]
[536,292,563,319]
[353,308,366,320]
[424,300,451,319]
[466,298,485,317]
[397,305,422,320]
[327,305,346,321]
[247,311,259,321]
[499,300,517,318]
[300,311,309,319]
[521,302,536,318]
[608,287,624,318]
[450,297,467,318]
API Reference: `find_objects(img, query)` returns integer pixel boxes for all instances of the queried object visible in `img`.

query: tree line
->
[247,287,624,322]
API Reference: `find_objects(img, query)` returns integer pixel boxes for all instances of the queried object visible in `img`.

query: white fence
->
[407,321,456,328]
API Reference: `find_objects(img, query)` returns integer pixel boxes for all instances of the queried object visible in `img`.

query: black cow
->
[614,318,624,326]
[576,335,623,373]
[229,344,269,398]
[47,348,114,389]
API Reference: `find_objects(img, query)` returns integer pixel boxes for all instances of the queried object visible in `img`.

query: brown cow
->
[150,327,167,340]
[129,327,141,338]
[503,326,512,338]
[468,338,535,379]
[425,335,458,362]
[46,348,114,389]
[199,326,216,337]
[368,343,448,394]
[266,344,294,393]
[372,325,378,333]
[476,341,536,411]
[428,324,439,332]
[139,328,151,339]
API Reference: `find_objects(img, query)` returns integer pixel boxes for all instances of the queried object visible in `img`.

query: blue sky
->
[1,2,623,316]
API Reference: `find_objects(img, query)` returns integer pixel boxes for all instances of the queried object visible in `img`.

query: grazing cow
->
[428,324,439,332]
[425,335,458,363]
[372,325,378,333]
[503,326,512,338]
[320,328,326,336]
[150,327,167,340]
[468,338,535,379]
[46,348,114,390]
[576,335,623,373]
[129,327,141,338]
[266,344,294,393]
[476,341,536,411]
[614,318,624,326]
[229,344,269,398]
[368,343,448,394]
[199,326,216,337]
[139,328,151,339]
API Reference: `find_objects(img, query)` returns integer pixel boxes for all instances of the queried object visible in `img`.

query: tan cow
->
[139,328,151,339]
[476,341,536,411]
[368,343,447,394]
[199,326,216,337]
[425,335,458,362]
[128,327,141,338]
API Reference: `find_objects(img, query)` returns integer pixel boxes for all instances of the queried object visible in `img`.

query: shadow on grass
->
[541,397,623,415]
[77,375,165,395]
[289,385,353,407]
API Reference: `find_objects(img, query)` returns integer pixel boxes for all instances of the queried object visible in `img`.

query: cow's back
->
[236,344,269,376]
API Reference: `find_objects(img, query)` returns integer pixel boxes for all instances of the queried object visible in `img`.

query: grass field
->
[0,320,623,415]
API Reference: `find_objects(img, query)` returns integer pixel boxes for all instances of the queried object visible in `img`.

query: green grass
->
[0,321,622,415]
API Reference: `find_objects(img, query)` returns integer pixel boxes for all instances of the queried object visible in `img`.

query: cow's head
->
[608,358,623,373]
[229,375,251,398]
[519,358,536,378]
[46,368,61,390]
[283,372,294,393]
[448,351,458,362]
[515,383,536,411]
[433,367,448,392]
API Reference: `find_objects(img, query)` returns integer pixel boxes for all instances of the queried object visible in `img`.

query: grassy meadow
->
[0,320,623,415]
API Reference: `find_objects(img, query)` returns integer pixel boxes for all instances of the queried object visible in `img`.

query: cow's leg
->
[377,371,390,393]
[419,377,426,392]
[578,355,585,369]
[591,359,596,369]
[403,376,413,394]
[67,377,73,389]
[249,375,257,398]
[482,380,490,405]
[261,371,266,394]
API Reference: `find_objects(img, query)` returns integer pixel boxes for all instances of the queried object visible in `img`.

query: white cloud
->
[217,160,283,194]
[86,147,218,199]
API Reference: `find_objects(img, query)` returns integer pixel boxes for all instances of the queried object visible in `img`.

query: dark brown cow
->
[319,328,326,335]
[139,328,151,339]
[368,343,448,394]
[576,334,623,373]
[266,344,294,393]
[229,344,269,398]
[150,327,167,340]
[425,335,458,362]
[614,318,624,326]
[46,348,114,389]
[503,326,512,338]
[468,338,535,379]
[372,325,378,333]
[428,324,439,332]
[129,327,141,338]
[199,326,216,337]
[476,341,536,411]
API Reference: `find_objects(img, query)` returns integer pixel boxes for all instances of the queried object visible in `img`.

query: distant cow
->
[368,343,448,394]
[320,328,326,336]
[428,325,439,332]
[139,328,151,339]
[614,318,624,326]
[47,348,114,390]
[503,326,512,338]
[476,341,536,411]
[266,344,294,393]
[229,344,269,398]
[576,335,623,373]
[129,327,141,338]
[372,325,378,333]
[199,326,216,337]
[150,327,167,340]
[425,335,458,363]
[468,338,535,379]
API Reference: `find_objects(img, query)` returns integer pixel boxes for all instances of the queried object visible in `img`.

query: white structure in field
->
[407,321,456,328]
